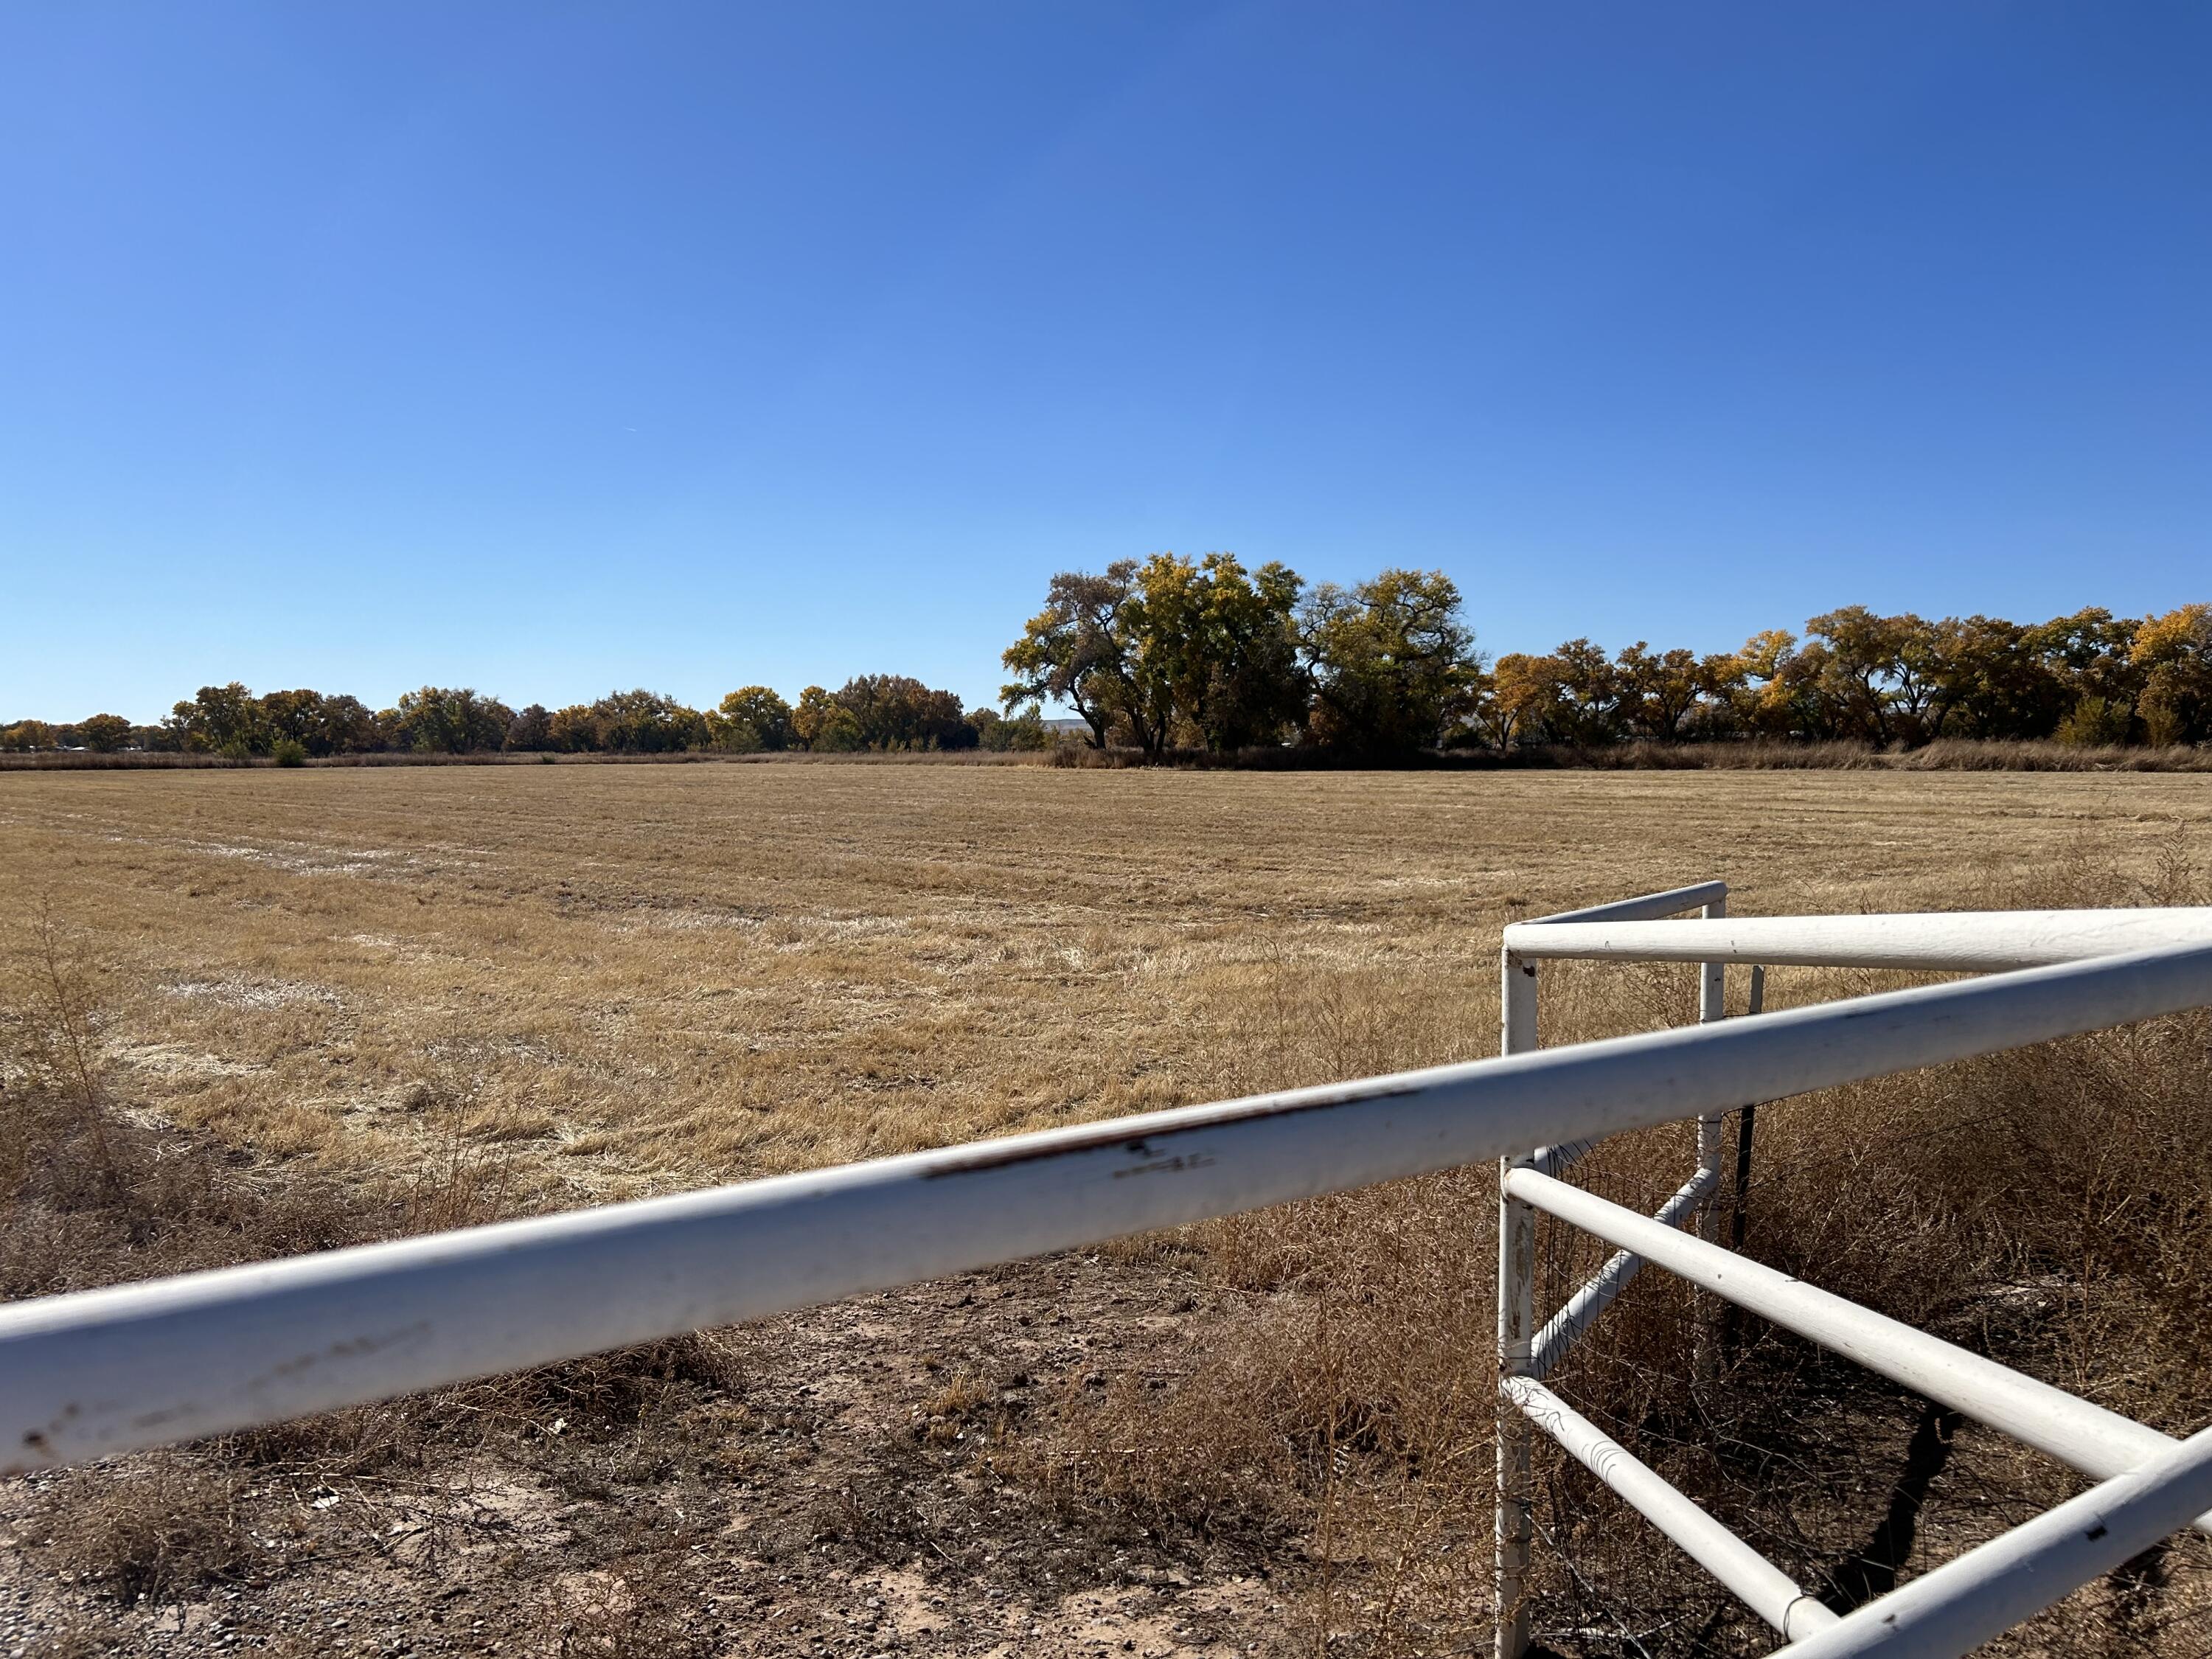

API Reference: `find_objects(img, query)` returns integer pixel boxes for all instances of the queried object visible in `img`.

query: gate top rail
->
[1517,880,1729,928]
[1503,905,2212,971]
[2,932,2210,1472]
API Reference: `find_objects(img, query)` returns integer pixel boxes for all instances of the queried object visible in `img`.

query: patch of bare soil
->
[0,1254,1297,1658]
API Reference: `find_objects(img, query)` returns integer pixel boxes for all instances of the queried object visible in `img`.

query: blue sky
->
[4,3,2208,722]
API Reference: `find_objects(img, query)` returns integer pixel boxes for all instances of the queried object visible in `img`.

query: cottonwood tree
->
[166,683,266,755]
[1515,639,1623,747]
[2032,608,2140,709]
[2132,604,2212,745]
[1613,643,1715,740]
[384,687,515,754]
[791,686,863,751]
[257,689,380,757]
[1300,568,1481,756]
[710,686,794,753]
[1717,630,1797,737]
[76,714,133,752]
[1805,607,1938,743]
[1122,553,1307,752]
[579,690,707,754]
[507,704,554,751]
[832,675,976,750]
[1921,617,2052,740]
[1472,655,1554,748]
[1001,563,1141,751]
[970,705,1051,750]
[547,704,601,751]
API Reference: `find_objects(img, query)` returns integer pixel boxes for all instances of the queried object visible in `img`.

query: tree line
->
[1488,602,2211,750]
[0,677,1051,760]
[1004,555,2212,754]
[7,564,2208,760]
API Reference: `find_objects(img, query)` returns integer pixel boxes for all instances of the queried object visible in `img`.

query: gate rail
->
[1,890,2209,1657]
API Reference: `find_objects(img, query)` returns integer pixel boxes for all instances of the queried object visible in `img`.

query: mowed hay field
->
[10,762,2205,1194]
[4,762,2211,1657]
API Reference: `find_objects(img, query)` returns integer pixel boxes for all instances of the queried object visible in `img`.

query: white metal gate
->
[1495,884,2212,1656]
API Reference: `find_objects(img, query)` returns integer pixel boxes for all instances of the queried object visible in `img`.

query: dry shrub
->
[532,1555,717,1659]
[462,1330,754,1462]
[33,1457,252,1605]
[1018,1178,1500,1652]
[1012,952,1512,1650]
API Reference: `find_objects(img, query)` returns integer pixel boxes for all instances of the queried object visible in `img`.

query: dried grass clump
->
[530,1554,719,1659]
[33,1457,253,1605]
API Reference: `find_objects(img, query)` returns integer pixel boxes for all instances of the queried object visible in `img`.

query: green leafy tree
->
[709,686,794,753]
[257,689,381,757]
[791,686,864,751]
[2031,608,2140,717]
[506,704,554,751]
[2054,696,2133,746]
[832,675,977,750]
[1921,616,2058,740]
[1001,564,1141,751]
[319,694,381,754]
[76,714,133,753]
[971,705,1051,751]
[385,686,515,754]
[1119,553,1307,752]
[259,689,330,753]
[1300,568,1481,756]
[580,689,707,754]
[166,683,266,755]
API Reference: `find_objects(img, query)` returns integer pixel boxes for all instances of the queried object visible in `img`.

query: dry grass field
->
[3,762,2210,1657]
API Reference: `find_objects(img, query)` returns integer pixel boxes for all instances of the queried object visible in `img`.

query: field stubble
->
[2,764,2210,1656]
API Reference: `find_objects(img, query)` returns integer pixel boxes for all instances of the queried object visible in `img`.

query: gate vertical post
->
[1725,965,1766,1356]
[1495,947,1540,1659]
[1693,893,1728,1383]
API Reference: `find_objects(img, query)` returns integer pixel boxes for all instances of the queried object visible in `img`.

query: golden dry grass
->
[4,762,2211,1655]
[4,762,2205,1191]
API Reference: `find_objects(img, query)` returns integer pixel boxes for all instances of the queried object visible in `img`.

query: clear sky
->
[4,3,2208,722]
